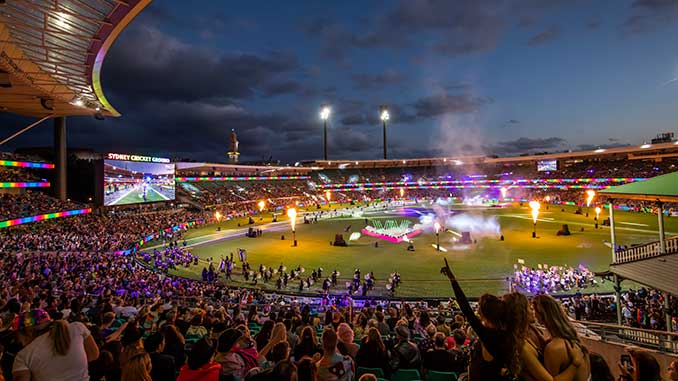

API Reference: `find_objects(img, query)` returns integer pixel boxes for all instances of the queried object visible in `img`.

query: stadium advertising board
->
[537,160,557,172]
[104,153,175,206]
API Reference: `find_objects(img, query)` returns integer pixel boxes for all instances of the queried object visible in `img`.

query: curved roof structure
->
[0,0,151,117]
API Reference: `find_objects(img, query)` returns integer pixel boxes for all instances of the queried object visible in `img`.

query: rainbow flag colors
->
[0,182,50,188]
[0,160,54,169]
[177,175,309,182]
[0,208,92,229]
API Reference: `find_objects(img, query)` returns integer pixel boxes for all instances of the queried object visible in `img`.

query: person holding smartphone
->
[617,348,661,381]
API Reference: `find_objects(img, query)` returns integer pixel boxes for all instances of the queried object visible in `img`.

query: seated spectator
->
[294,327,321,360]
[424,332,465,375]
[317,328,354,381]
[390,325,421,372]
[12,312,99,381]
[336,323,359,359]
[589,352,614,381]
[356,327,391,377]
[144,332,176,381]
[177,337,221,381]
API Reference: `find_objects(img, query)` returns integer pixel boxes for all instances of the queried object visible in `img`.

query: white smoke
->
[418,203,501,238]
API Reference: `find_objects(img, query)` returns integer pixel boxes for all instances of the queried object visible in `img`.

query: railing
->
[575,320,678,354]
[614,236,678,264]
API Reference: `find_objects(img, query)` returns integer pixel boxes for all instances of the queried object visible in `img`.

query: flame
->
[325,190,331,201]
[258,200,265,212]
[545,195,551,202]
[500,187,507,199]
[214,211,222,222]
[434,221,441,234]
[529,200,540,224]
[585,190,595,207]
[287,207,297,231]
[595,206,601,218]
[399,188,405,198]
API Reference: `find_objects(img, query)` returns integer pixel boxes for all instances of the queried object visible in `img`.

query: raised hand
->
[440,258,456,281]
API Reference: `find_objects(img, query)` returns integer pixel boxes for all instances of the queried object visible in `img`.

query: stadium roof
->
[609,253,678,296]
[0,0,151,118]
[600,171,678,203]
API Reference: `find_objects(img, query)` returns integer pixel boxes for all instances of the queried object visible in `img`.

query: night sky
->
[2,0,678,163]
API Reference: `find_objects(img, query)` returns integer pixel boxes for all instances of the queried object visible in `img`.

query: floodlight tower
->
[380,105,390,159]
[320,105,331,160]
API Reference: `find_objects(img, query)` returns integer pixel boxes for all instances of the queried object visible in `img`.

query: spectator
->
[177,337,221,381]
[589,352,614,381]
[336,323,359,359]
[356,327,391,377]
[618,348,661,381]
[161,324,186,371]
[121,351,152,381]
[668,360,678,381]
[12,312,99,381]
[271,359,297,381]
[144,332,176,381]
[294,327,321,360]
[296,356,317,381]
[424,332,464,375]
[317,328,354,381]
[390,325,421,372]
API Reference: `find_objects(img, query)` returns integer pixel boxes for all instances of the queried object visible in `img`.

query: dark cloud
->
[576,142,629,151]
[623,0,678,34]
[104,25,299,103]
[340,114,367,126]
[527,25,560,46]
[350,70,406,90]
[262,81,303,96]
[490,137,568,155]
[411,93,489,118]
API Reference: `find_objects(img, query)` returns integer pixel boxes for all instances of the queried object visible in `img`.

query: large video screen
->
[104,158,175,206]
[537,160,558,172]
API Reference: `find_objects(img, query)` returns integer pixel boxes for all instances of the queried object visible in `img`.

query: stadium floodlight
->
[320,105,331,160]
[594,147,605,153]
[380,105,390,159]
[640,143,651,149]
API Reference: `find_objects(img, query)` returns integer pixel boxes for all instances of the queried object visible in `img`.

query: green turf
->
[112,186,168,205]
[163,202,678,298]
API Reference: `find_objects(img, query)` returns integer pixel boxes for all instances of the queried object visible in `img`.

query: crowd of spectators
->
[1,252,673,381]
[0,207,210,253]
[0,191,83,221]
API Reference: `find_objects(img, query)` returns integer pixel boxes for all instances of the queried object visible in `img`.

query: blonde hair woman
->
[122,352,152,381]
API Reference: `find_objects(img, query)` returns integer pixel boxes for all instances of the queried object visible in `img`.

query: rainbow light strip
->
[0,182,50,188]
[324,184,619,192]
[319,177,645,189]
[0,160,55,169]
[177,176,310,182]
[115,219,206,255]
[0,208,92,229]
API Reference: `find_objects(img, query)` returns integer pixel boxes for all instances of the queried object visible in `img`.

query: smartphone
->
[620,354,632,368]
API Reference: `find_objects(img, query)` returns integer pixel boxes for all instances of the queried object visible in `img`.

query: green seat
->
[356,367,385,379]
[428,370,457,381]
[392,369,421,381]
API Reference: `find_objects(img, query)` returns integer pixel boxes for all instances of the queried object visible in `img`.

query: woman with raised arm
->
[441,258,581,381]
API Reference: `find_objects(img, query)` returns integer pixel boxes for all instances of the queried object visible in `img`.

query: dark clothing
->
[150,352,177,381]
[386,317,399,332]
[390,340,421,372]
[424,348,466,374]
[163,341,187,372]
[293,342,322,360]
[356,340,391,376]
[450,279,513,381]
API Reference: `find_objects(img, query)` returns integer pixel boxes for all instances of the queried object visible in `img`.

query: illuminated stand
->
[362,219,423,243]
[227,129,240,163]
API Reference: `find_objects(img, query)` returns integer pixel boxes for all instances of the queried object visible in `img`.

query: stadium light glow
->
[380,107,390,121]
[594,148,605,153]
[434,221,441,251]
[640,143,651,149]
[320,105,331,120]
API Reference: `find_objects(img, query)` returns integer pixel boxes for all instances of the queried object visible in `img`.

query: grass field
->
[111,186,169,205]
[161,202,678,298]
